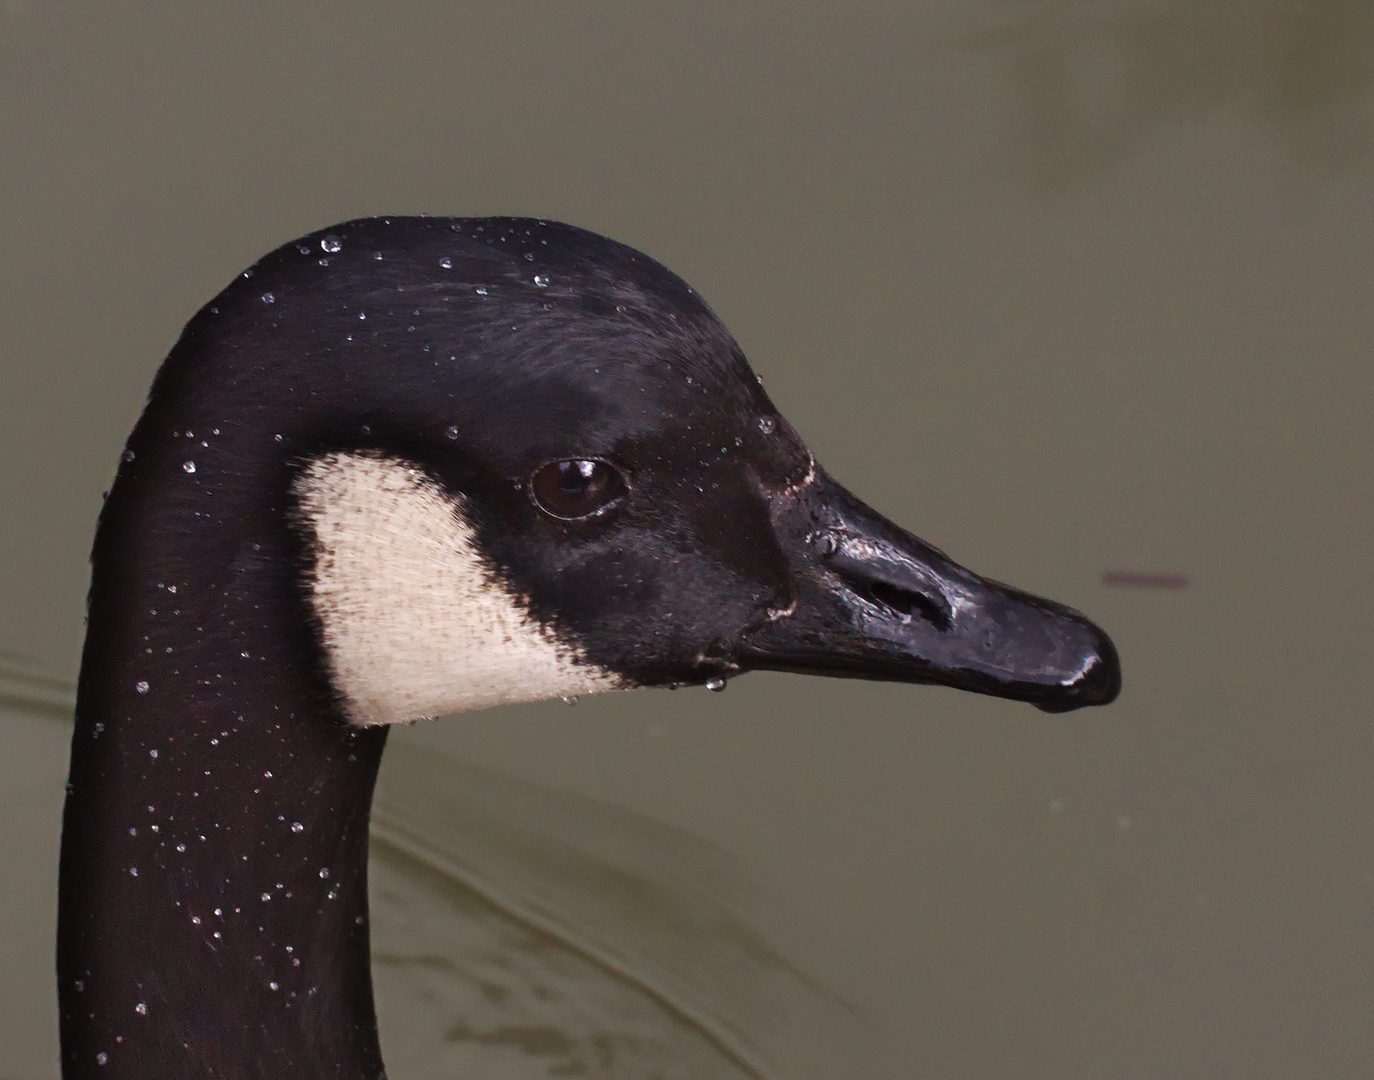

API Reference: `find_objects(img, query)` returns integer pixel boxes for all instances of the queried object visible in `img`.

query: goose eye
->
[530,459,627,520]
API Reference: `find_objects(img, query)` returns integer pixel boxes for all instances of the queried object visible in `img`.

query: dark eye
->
[529,459,627,520]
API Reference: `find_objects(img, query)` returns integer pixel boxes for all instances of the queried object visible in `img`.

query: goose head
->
[58,217,1119,1077]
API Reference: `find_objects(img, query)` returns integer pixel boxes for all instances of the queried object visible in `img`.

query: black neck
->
[58,416,389,1078]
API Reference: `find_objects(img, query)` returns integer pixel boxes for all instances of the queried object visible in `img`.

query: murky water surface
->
[2,3,1372,1077]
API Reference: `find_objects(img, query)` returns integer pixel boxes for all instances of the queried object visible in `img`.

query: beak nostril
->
[843,573,951,632]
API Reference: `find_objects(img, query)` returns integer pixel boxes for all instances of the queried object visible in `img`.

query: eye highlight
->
[529,459,627,520]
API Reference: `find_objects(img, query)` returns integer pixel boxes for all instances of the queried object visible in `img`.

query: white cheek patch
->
[292,451,619,726]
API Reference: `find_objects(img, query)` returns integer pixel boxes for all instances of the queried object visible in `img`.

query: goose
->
[57,216,1120,1078]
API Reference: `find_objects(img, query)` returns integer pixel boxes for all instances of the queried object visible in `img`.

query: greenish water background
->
[2,3,1372,1076]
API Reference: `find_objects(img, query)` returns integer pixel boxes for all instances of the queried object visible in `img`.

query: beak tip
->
[1036,624,1122,713]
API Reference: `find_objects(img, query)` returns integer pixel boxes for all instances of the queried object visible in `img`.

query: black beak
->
[735,471,1121,712]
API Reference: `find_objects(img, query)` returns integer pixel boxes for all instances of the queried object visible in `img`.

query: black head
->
[113,215,1118,717]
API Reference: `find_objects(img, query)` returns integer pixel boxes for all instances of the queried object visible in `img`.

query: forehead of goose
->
[256,235,762,408]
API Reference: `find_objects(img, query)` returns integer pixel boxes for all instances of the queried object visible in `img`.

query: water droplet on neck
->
[445,425,459,439]
[438,256,453,269]
[758,416,776,435]
[260,292,275,305]
[320,235,342,254]
[533,274,550,287]
[182,461,196,474]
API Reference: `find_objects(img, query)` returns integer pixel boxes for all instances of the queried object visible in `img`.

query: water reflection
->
[960,0,1374,187]
[371,842,755,1079]
[373,735,864,1080]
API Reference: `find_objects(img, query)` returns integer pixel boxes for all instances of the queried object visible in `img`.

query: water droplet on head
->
[533,274,550,287]
[373,251,384,261]
[445,425,459,440]
[475,286,488,296]
[320,235,342,254]
[96,1052,108,1065]
[123,449,135,463]
[135,1003,147,1015]
[758,416,776,435]
[290,822,303,833]
[183,461,196,474]
[438,256,452,269]
[136,680,149,693]
[296,243,312,255]
[704,676,727,692]
[260,293,275,305]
